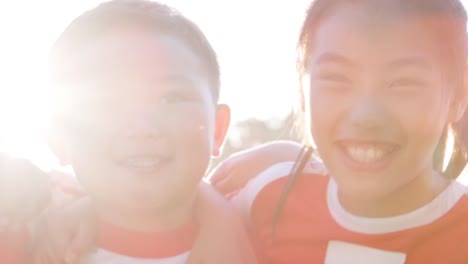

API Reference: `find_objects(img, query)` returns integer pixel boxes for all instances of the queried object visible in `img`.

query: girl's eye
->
[316,73,351,83]
[389,78,426,95]
[391,78,424,88]
[312,72,352,93]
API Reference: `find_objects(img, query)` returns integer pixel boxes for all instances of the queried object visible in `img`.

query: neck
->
[96,193,197,232]
[338,168,450,217]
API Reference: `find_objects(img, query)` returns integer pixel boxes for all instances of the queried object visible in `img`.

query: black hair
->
[49,0,220,106]
[444,111,468,179]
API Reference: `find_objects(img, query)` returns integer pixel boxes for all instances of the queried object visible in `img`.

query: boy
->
[47,0,235,262]
[0,0,255,263]
[0,1,258,263]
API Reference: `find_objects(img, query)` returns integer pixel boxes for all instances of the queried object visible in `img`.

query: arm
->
[30,172,97,264]
[31,195,97,264]
[209,140,303,194]
[187,181,258,264]
[0,155,50,263]
[0,155,50,229]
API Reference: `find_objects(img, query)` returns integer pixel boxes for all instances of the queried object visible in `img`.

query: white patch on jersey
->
[79,249,189,264]
[231,160,326,218]
[325,241,406,264]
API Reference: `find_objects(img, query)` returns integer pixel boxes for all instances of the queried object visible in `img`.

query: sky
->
[0,0,311,166]
[0,0,466,179]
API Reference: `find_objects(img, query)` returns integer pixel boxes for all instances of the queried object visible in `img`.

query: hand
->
[0,155,50,230]
[209,141,303,194]
[31,196,97,264]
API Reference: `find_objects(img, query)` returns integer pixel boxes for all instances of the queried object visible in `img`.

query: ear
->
[46,123,72,166]
[449,68,468,123]
[212,104,231,157]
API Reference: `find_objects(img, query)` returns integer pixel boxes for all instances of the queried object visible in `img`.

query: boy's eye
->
[160,91,189,104]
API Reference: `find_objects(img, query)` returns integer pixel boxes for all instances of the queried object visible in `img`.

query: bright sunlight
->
[0,0,466,181]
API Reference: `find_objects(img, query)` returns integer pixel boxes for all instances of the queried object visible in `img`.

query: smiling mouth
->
[338,141,399,164]
[118,155,170,172]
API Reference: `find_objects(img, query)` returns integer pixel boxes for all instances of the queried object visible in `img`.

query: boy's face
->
[57,29,229,215]
[305,4,464,202]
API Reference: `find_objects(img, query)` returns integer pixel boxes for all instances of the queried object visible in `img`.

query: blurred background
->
[0,0,465,179]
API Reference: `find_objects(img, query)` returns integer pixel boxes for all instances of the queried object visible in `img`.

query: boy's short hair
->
[50,0,220,103]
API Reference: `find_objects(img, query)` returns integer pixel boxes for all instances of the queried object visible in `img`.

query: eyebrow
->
[388,56,432,71]
[163,74,194,83]
[314,52,355,67]
[159,74,198,90]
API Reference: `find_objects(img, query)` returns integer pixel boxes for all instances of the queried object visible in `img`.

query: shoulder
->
[231,159,328,218]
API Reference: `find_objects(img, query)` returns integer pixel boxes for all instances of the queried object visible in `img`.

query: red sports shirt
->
[0,229,29,264]
[233,161,468,264]
[80,220,196,263]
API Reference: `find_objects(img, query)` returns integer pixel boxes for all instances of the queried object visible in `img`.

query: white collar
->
[327,179,466,234]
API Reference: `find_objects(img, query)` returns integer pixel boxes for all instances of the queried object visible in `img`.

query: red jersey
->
[79,220,196,263]
[0,230,29,264]
[233,161,468,264]
[50,172,195,263]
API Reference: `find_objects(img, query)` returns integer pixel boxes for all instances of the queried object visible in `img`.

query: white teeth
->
[346,146,386,163]
[125,157,161,168]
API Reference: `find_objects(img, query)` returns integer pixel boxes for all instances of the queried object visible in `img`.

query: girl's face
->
[305,4,463,202]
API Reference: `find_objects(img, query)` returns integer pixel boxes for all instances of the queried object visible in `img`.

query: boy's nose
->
[127,107,164,138]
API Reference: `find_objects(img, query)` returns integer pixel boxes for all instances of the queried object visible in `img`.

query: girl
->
[218,0,468,263]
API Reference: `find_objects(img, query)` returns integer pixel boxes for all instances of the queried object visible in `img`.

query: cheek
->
[170,107,214,160]
[307,92,340,145]
[393,94,448,143]
[404,111,445,160]
[170,112,213,186]
[67,129,116,183]
[174,106,212,135]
